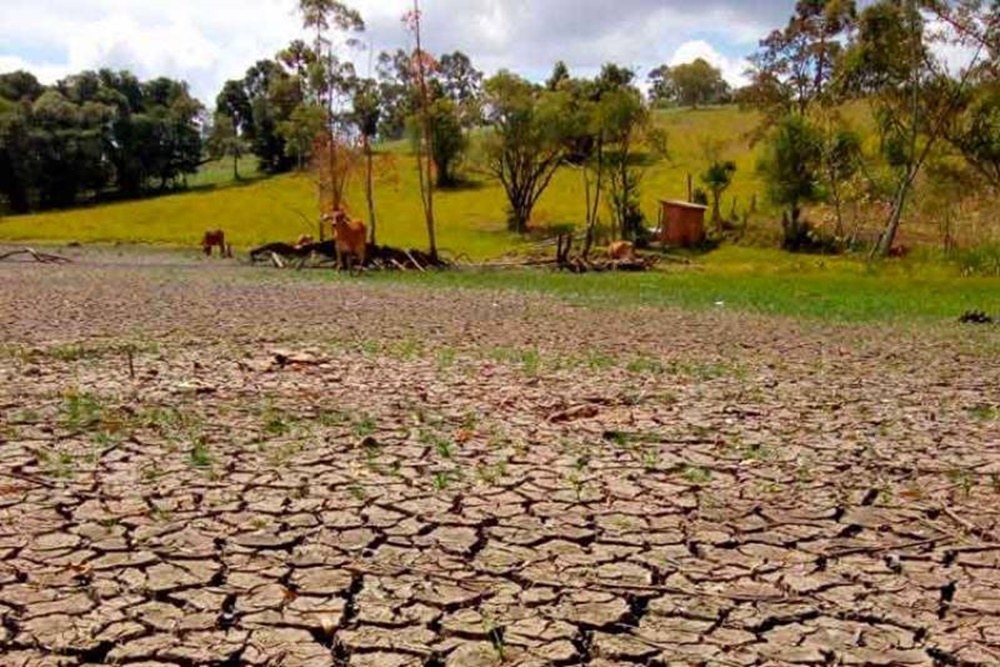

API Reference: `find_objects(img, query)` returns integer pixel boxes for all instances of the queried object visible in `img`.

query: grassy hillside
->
[0,107,767,259]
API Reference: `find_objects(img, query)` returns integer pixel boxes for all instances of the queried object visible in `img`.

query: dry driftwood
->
[0,248,72,265]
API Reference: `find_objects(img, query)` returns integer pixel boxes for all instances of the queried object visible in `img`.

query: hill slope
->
[0,108,765,258]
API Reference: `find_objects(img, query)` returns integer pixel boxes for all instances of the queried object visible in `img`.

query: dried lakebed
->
[1,256,999,666]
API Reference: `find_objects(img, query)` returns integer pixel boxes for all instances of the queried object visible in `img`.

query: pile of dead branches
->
[367,245,445,271]
[248,241,448,271]
[554,234,657,273]
[557,256,659,273]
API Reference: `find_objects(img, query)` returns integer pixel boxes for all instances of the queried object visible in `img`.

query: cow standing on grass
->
[324,209,367,273]
[202,230,231,258]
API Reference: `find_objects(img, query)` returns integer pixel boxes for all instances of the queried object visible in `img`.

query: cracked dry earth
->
[1,255,999,667]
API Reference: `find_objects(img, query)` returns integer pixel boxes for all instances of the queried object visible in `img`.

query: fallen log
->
[0,248,72,264]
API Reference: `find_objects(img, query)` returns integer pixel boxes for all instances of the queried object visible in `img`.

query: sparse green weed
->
[353,414,376,438]
[969,405,1000,422]
[626,357,665,375]
[681,465,713,485]
[189,437,213,468]
[61,390,103,430]
[436,347,457,369]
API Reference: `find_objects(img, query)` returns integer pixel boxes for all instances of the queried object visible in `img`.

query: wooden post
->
[656,203,665,245]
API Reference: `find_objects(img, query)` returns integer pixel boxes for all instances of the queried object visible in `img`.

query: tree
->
[483,72,568,233]
[208,112,248,180]
[0,101,37,212]
[701,157,738,232]
[437,51,483,129]
[0,68,202,211]
[241,60,299,174]
[758,115,825,250]
[278,103,326,170]
[749,0,857,120]
[665,59,728,109]
[822,127,863,236]
[602,87,658,243]
[298,0,365,121]
[558,77,606,255]
[0,71,44,103]
[406,0,439,261]
[841,0,989,257]
[420,97,466,187]
[214,81,255,179]
[141,78,204,189]
[555,65,661,249]
[351,78,381,243]
[647,65,677,107]
[376,49,415,139]
[745,1,863,246]
[923,0,1000,60]
[216,80,253,139]
[947,83,1000,190]
[297,0,365,239]
[546,61,571,91]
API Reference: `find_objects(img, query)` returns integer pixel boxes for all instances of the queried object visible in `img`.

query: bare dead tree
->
[406,1,439,263]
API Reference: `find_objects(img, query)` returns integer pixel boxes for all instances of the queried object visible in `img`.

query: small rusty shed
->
[657,200,707,247]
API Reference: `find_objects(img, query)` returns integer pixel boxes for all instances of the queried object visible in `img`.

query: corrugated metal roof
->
[659,199,708,211]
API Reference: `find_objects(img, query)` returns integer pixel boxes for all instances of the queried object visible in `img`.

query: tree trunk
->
[872,0,920,260]
[412,0,437,262]
[365,136,377,245]
[511,192,530,234]
[711,191,722,233]
[830,179,844,238]
[583,137,605,259]
[873,178,911,258]
[233,154,240,181]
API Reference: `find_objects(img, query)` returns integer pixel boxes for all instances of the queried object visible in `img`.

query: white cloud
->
[669,40,751,87]
[0,0,793,103]
[925,17,988,76]
[1,0,305,100]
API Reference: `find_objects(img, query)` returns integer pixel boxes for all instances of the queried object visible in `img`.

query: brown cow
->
[608,241,636,262]
[324,209,367,273]
[202,230,229,257]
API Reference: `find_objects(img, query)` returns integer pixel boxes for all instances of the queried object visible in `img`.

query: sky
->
[0,0,801,104]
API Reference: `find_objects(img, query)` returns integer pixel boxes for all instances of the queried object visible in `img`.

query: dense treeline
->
[0,70,202,212]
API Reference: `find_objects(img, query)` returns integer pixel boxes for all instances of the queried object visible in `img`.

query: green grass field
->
[320,246,999,323]
[0,107,766,258]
